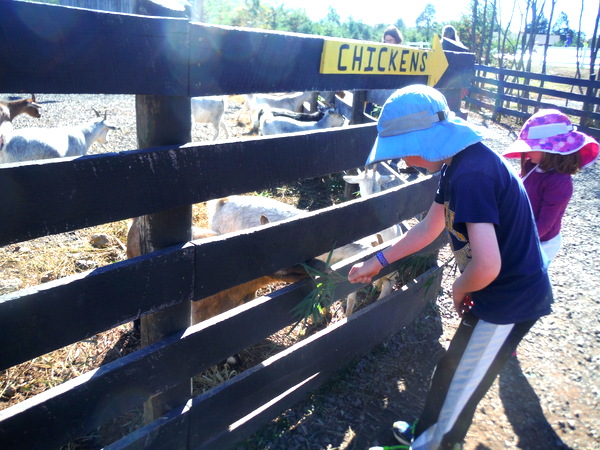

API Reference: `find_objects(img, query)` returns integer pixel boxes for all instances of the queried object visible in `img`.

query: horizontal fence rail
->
[0,3,472,97]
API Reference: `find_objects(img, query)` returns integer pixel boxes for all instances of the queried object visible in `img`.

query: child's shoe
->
[392,420,415,446]
[369,445,409,450]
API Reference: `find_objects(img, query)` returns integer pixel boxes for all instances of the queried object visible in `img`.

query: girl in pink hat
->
[504,109,599,262]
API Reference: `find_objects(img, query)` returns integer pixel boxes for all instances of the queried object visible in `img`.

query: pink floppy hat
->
[504,109,599,169]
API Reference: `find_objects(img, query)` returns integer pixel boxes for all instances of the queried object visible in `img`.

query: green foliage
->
[416,3,438,41]
[201,0,391,41]
[291,248,345,328]
[292,252,437,328]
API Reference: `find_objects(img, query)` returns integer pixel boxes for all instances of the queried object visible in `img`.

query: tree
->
[551,11,570,35]
[526,13,549,34]
[416,4,437,41]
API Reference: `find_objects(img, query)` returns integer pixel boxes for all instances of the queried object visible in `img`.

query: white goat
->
[238,91,317,120]
[258,106,345,136]
[0,96,41,125]
[0,111,116,164]
[208,195,402,316]
[238,91,318,132]
[191,95,229,141]
[342,165,400,197]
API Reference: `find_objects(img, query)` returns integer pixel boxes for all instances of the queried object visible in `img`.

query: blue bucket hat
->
[366,85,484,164]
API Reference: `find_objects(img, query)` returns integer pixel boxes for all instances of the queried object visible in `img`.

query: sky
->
[273,0,599,37]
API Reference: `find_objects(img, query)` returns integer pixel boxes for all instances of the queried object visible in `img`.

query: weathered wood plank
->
[0,244,195,371]
[0,124,376,246]
[0,1,189,95]
[189,25,428,95]
[0,3,472,97]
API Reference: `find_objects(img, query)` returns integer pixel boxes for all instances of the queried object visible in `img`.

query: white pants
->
[541,233,562,263]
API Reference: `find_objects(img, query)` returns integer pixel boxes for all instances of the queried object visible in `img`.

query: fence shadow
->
[237,298,445,449]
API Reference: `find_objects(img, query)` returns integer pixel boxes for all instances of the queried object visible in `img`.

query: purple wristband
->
[376,251,389,267]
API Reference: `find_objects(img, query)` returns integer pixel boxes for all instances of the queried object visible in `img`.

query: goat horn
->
[92,107,101,117]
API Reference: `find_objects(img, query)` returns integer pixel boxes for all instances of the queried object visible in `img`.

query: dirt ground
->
[1,93,599,450]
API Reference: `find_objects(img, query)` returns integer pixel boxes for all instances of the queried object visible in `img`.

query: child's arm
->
[348,201,446,284]
[452,222,501,317]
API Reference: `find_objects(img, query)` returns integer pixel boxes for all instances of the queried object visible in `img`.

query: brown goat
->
[0,96,41,124]
[126,216,313,323]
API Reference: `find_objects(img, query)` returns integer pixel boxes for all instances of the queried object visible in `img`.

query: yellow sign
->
[320,35,448,86]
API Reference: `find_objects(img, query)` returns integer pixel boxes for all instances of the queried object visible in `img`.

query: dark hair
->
[520,152,581,175]
[442,25,458,41]
[383,25,403,44]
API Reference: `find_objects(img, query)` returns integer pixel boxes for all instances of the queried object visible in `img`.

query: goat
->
[342,163,403,197]
[125,216,219,260]
[126,216,317,323]
[237,91,318,131]
[0,110,116,164]
[207,195,402,316]
[270,107,325,122]
[258,106,345,136]
[0,96,41,125]
[191,95,229,141]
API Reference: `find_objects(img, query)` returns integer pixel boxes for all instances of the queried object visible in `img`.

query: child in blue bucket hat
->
[349,85,553,450]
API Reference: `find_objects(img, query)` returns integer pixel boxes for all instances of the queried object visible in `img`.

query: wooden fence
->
[466,64,600,138]
[0,1,474,448]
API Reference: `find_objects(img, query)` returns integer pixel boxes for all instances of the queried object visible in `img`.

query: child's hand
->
[348,259,381,284]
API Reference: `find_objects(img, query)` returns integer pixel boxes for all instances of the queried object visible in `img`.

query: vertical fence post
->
[134,0,193,425]
[350,90,368,125]
[581,73,597,128]
[492,69,504,122]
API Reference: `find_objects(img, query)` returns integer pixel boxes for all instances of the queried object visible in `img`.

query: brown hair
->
[521,151,581,175]
[442,25,458,41]
[383,25,403,45]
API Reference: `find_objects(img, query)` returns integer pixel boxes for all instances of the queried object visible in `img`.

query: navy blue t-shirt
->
[435,142,553,324]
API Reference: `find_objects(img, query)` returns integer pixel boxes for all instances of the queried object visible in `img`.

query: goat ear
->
[260,215,270,225]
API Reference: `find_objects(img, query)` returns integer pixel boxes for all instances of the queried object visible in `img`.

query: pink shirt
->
[522,161,573,242]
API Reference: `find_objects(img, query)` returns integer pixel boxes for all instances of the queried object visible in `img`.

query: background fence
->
[0,1,474,448]
[466,64,600,137]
